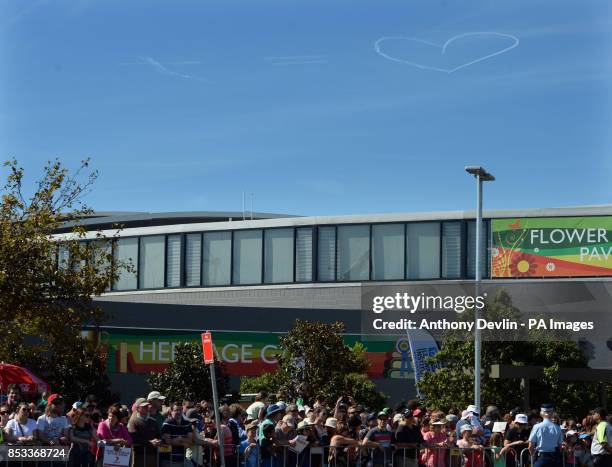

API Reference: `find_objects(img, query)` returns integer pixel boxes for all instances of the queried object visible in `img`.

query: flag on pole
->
[405,329,440,396]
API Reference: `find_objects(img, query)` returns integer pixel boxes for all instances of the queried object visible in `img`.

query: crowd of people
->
[1,385,611,467]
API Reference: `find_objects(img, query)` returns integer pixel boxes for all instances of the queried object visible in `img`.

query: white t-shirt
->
[6,418,37,437]
[246,402,265,420]
[592,421,612,456]
[36,414,71,441]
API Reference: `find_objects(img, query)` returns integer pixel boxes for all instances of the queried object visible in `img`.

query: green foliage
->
[148,342,230,403]
[418,290,601,417]
[0,159,125,400]
[240,320,386,409]
[47,337,118,405]
[240,371,280,395]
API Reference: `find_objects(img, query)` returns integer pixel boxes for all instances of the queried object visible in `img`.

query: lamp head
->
[465,166,495,181]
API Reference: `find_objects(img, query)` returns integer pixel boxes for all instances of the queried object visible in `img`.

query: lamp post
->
[464,166,495,411]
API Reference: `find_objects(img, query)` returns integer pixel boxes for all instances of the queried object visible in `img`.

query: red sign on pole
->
[201,332,214,364]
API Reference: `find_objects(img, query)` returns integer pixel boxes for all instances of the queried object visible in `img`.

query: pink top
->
[423,431,447,467]
[96,420,133,446]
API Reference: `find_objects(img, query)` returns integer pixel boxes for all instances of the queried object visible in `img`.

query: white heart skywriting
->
[374,32,520,73]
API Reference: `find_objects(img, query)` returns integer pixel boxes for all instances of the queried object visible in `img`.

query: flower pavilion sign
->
[491,216,612,278]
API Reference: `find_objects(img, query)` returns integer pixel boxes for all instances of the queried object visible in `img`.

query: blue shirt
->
[528,419,563,453]
[240,439,259,467]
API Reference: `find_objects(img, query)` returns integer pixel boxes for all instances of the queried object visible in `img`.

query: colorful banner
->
[94,329,440,380]
[492,216,612,278]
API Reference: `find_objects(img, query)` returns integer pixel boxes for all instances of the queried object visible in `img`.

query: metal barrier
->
[519,448,532,467]
[0,441,588,467]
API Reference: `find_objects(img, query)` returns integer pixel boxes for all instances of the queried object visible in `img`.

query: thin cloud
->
[120,60,201,65]
[138,56,208,82]
[264,55,328,66]
[264,55,326,60]
[271,60,328,66]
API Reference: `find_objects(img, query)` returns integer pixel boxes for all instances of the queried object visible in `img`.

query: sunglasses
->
[0,411,9,415]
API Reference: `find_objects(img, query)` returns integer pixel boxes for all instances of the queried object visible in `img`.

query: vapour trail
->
[374,32,519,73]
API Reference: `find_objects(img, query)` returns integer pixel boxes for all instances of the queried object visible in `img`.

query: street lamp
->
[464,166,495,411]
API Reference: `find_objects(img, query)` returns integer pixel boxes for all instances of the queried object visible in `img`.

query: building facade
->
[63,206,612,402]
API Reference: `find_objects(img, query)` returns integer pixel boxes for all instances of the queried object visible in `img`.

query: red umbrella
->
[0,363,50,396]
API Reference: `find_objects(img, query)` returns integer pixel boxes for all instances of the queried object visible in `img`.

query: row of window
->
[97,221,490,291]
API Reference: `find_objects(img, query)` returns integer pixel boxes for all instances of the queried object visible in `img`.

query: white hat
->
[566,430,577,437]
[297,420,313,430]
[147,391,166,401]
[466,405,480,415]
[325,417,337,429]
[514,414,528,424]
[460,424,473,433]
[432,420,446,426]
[393,414,403,424]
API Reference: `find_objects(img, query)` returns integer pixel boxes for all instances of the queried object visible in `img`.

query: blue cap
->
[266,404,282,418]
[579,433,591,439]
[541,404,554,412]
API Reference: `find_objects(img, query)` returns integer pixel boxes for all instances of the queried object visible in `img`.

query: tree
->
[418,290,604,417]
[240,320,387,409]
[0,158,123,403]
[148,342,230,403]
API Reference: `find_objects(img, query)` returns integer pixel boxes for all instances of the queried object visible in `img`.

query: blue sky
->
[2,0,611,216]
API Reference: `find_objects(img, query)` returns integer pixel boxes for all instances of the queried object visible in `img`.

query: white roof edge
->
[53,205,612,240]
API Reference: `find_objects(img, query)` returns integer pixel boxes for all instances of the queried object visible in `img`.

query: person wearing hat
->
[394,410,424,467]
[528,404,563,467]
[240,421,260,467]
[35,393,71,446]
[128,398,162,467]
[456,405,483,441]
[424,419,449,467]
[458,423,485,467]
[276,414,298,448]
[321,417,338,446]
[503,412,531,467]
[147,391,167,432]
[591,407,612,467]
[67,401,83,425]
[362,411,393,467]
[257,404,283,443]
